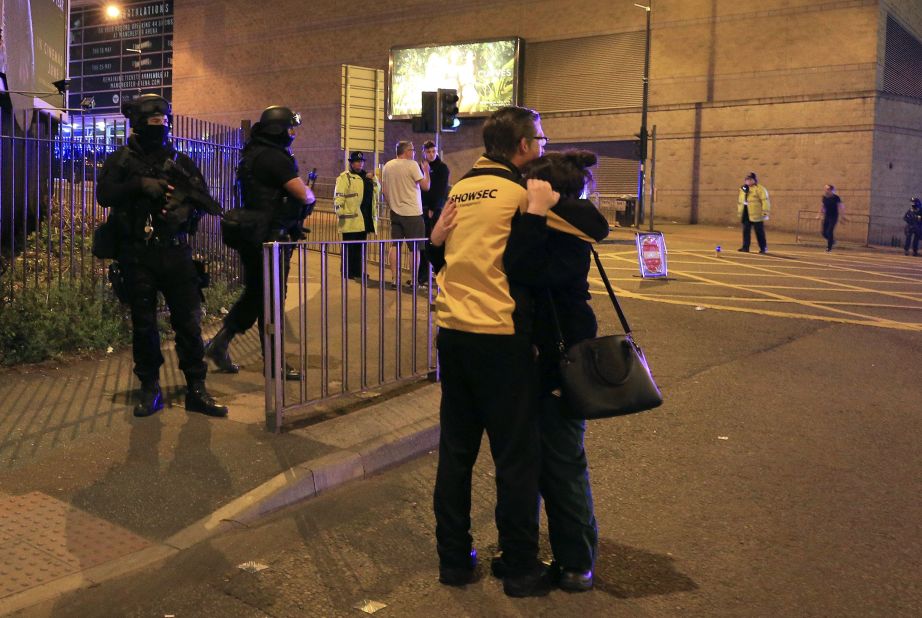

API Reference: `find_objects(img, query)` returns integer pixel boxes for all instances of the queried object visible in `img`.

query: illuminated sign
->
[68,0,173,112]
[388,38,521,119]
[636,232,668,278]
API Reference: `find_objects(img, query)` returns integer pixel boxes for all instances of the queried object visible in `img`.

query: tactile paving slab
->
[0,492,152,598]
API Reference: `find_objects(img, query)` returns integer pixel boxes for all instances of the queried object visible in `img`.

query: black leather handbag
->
[550,247,663,420]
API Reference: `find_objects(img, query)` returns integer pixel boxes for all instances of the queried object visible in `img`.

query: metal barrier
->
[263,238,436,432]
[795,210,910,248]
[867,215,908,248]
[795,210,870,246]
[0,109,243,301]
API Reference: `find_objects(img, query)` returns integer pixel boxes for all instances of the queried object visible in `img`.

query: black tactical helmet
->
[258,106,301,134]
[122,93,171,126]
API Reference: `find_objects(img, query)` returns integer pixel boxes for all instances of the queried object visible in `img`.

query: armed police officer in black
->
[205,106,315,377]
[96,94,228,418]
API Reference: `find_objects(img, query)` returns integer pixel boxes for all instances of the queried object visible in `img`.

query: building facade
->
[169,0,922,231]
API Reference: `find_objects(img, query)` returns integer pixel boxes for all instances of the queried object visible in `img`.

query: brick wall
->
[173,0,911,230]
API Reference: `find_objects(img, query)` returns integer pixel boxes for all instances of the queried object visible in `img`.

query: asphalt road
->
[20,236,922,617]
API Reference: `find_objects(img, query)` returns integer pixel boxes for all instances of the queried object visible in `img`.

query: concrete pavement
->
[1,222,920,615]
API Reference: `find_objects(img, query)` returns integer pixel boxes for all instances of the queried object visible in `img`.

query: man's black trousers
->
[433,328,541,575]
[905,229,921,255]
[341,231,367,279]
[224,243,292,345]
[417,210,439,284]
[741,206,767,251]
[822,215,838,250]
[121,243,206,384]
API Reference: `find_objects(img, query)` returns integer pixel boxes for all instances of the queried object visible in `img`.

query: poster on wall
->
[68,0,173,113]
[0,0,69,113]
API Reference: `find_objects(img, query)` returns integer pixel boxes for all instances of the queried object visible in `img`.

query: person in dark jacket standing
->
[96,94,227,418]
[204,106,315,378]
[821,184,845,252]
[903,197,922,257]
[504,151,608,592]
[417,140,449,286]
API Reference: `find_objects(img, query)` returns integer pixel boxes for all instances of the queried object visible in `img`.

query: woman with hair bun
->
[502,150,609,592]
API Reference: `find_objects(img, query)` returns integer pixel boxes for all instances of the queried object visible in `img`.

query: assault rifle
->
[160,157,223,217]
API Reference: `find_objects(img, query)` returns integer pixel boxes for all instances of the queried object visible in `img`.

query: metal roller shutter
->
[524,31,646,113]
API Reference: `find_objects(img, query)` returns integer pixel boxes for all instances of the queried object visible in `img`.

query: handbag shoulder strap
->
[591,246,632,335]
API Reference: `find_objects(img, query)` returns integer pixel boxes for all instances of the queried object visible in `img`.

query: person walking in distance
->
[903,197,922,256]
[738,171,770,253]
[821,184,845,252]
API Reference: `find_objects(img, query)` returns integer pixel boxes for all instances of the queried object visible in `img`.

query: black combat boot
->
[134,380,164,417]
[204,326,239,373]
[184,380,228,417]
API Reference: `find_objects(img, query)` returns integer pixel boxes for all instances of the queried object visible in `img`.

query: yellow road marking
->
[599,254,915,328]
[688,252,922,303]
[589,288,922,332]
[605,291,922,310]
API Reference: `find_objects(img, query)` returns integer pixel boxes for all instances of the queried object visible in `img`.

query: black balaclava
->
[256,123,293,148]
[136,123,169,150]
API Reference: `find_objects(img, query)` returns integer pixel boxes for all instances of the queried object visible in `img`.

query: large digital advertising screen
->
[388,38,521,119]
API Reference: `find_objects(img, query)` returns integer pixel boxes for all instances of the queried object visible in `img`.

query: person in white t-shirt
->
[381,140,430,287]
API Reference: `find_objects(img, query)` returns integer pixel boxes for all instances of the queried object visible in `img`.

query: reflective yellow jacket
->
[334,171,380,234]
[738,184,771,222]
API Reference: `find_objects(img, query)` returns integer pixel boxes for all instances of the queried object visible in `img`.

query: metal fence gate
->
[263,239,437,432]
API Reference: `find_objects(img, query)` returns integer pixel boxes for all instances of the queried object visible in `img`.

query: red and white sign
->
[636,232,668,278]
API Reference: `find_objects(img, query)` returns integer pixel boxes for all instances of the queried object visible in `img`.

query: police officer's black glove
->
[140,177,169,200]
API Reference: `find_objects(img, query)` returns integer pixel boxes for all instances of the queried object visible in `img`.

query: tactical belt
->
[149,233,188,247]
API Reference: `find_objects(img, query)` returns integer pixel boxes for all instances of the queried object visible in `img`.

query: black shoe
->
[548,562,594,592]
[134,381,164,417]
[502,563,551,598]
[439,550,478,587]
[204,326,239,373]
[285,364,302,381]
[268,364,302,381]
[737,247,749,252]
[184,381,228,417]
[490,555,551,597]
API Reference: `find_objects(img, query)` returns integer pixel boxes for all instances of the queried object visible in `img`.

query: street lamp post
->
[634,2,652,228]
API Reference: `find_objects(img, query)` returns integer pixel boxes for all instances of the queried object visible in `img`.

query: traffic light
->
[634,129,648,161]
[413,91,438,133]
[438,88,460,132]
